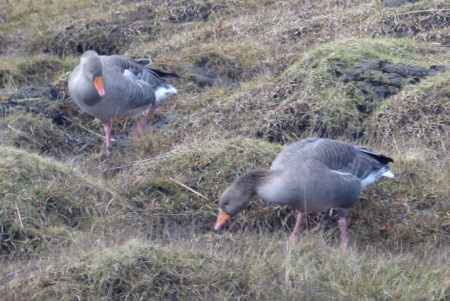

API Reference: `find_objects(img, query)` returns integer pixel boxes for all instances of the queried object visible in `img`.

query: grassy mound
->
[0,114,66,155]
[114,137,283,233]
[0,55,74,87]
[352,151,450,248]
[368,70,450,150]
[0,146,116,257]
[27,15,156,56]
[4,236,449,300]
[6,239,254,300]
[256,37,442,142]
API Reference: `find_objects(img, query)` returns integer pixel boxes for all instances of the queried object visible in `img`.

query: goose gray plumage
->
[68,50,178,147]
[214,137,395,248]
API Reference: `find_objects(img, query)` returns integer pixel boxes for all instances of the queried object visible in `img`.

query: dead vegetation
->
[0,0,449,300]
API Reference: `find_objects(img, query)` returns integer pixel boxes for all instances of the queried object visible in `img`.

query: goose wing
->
[271,138,393,185]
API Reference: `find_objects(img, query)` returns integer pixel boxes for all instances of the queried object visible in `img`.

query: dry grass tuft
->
[370,2,450,44]
[352,149,450,248]
[27,15,156,56]
[0,54,75,87]
[369,71,450,151]
[4,238,256,300]
[0,146,116,257]
[0,114,66,155]
[3,235,449,300]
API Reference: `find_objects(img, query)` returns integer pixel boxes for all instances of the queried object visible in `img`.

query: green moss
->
[288,38,422,77]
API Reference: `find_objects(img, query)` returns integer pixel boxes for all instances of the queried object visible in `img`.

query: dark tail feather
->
[147,68,179,78]
[135,58,152,66]
[360,149,394,164]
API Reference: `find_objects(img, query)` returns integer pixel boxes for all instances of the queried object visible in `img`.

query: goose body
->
[68,50,177,147]
[214,138,394,248]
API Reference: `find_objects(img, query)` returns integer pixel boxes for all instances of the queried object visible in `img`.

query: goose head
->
[80,50,105,97]
[214,170,268,230]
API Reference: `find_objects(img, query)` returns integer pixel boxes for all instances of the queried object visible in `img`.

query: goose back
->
[271,138,393,183]
[101,55,159,111]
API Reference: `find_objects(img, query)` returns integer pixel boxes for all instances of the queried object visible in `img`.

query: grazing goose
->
[214,138,394,248]
[68,50,178,147]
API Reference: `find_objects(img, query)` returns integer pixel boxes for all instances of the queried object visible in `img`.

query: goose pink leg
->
[338,216,348,249]
[103,121,112,148]
[290,211,305,241]
[134,101,160,138]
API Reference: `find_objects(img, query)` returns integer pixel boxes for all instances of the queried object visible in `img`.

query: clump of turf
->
[368,70,450,151]
[256,37,441,142]
[0,146,116,257]
[0,54,75,87]
[0,113,66,155]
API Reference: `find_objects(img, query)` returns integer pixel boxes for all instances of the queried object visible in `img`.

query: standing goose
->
[68,50,178,147]
[214,138,394,248]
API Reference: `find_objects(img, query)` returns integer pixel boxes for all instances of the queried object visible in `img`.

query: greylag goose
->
[68,50,177,147]
[214,138,394,248]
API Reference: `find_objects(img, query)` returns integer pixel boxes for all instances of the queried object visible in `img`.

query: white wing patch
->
[360,167,395,189]
[155,86,177,101]
[360,173,377,189]
[382,170,395,179]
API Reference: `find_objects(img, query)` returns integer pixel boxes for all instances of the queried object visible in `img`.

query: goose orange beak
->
[214,209,230,230]
[93,76,105,97]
